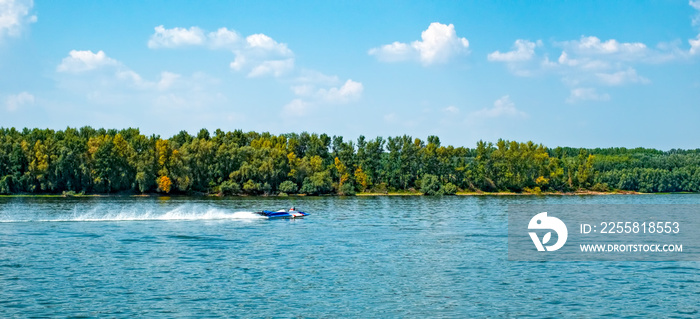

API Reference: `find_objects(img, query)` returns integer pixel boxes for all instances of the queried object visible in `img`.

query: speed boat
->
[255,208,309,219]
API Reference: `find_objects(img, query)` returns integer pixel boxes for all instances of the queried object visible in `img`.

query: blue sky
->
[1,1,699,149]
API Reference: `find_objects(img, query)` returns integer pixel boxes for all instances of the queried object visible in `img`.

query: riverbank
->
[356,190,641,196]
[0,190,654,198]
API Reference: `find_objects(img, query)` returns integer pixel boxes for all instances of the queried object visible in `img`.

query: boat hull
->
[255,210,309,219]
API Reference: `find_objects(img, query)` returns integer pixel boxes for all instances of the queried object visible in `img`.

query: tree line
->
[1,127,699,195]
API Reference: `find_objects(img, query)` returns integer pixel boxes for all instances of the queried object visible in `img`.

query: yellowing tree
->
[355,166,369,191]
[158,175,172,193]
[535,176,549,187]
[334,157,349,186]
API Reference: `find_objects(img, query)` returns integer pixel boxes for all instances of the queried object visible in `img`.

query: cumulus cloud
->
[368,22,470,65]
[207,27,240,49]
[495,34,675,75]
[471,96,527,119]
[566,88,610,103]
[488,39,538,62]
[316,79,363,103]
[231,34,294,77]
[148,25,243,49]
[0,0,36,40]
[492,34,679,104]
[147,25,206,48]
[56,50,118,73]
[490,3,699,104]
[5,91,34,111]
[148,25,294,77]
[245,33,292,56]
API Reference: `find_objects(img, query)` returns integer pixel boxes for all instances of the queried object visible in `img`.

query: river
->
[1,195,698,317]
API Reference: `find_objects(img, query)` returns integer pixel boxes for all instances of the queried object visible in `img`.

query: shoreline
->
[2,191,691,198]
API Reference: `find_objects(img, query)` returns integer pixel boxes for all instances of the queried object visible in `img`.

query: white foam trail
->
[0,205,267,223]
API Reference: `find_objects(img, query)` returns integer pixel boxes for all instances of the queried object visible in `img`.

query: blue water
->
[1,195,699,317]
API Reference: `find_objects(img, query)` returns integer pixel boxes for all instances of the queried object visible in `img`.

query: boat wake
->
[0,205,267,223]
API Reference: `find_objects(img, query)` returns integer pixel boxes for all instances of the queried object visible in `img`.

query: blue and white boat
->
[255,208,309,219]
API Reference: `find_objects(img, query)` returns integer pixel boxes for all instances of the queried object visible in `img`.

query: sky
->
[1,0,700,150]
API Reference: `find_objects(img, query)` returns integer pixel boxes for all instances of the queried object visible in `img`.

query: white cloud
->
[0,0,36,40]
[317,79,363,103]
[368,42,413,62]
[116,70,184,91]
[5,91,34,111]
[248,58,294,78]
[294,69,340,86]
[413,23,470,64]
[147,25,299,78]
[147,25,205,48]
[57,50,188,92]
[444,105,459,114]
[56,50,118,73]
[282,99,310,117]
[245,33,292,56]
[231,34,294,77]
[291,78,363,101]
[207,27,240,49]
[563,36,648,58]
[488,39,537,62]
[52,48,233,131]
[283,78,363,117]
[557,51,610,70]
[491,4,700,104]
[471,96,527,119]
[493,35,672,102]
[596,68,649,86]
[229,55,246,71]
[368,22,469,65]
[115,69,143,83]
[688,1,700,55]
[690,34,700,55]
[691,0,700,26]
[566,88,610,103]
[148,25,242,49]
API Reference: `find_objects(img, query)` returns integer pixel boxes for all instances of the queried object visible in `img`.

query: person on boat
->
[289,207,296,211]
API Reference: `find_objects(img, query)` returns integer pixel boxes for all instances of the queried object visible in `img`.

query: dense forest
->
[1,127,699,196]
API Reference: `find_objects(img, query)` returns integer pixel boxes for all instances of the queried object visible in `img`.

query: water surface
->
[1,195,699,317]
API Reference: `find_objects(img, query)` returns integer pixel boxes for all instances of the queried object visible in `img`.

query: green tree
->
[421,174,443,196]
[279,180,298,194]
